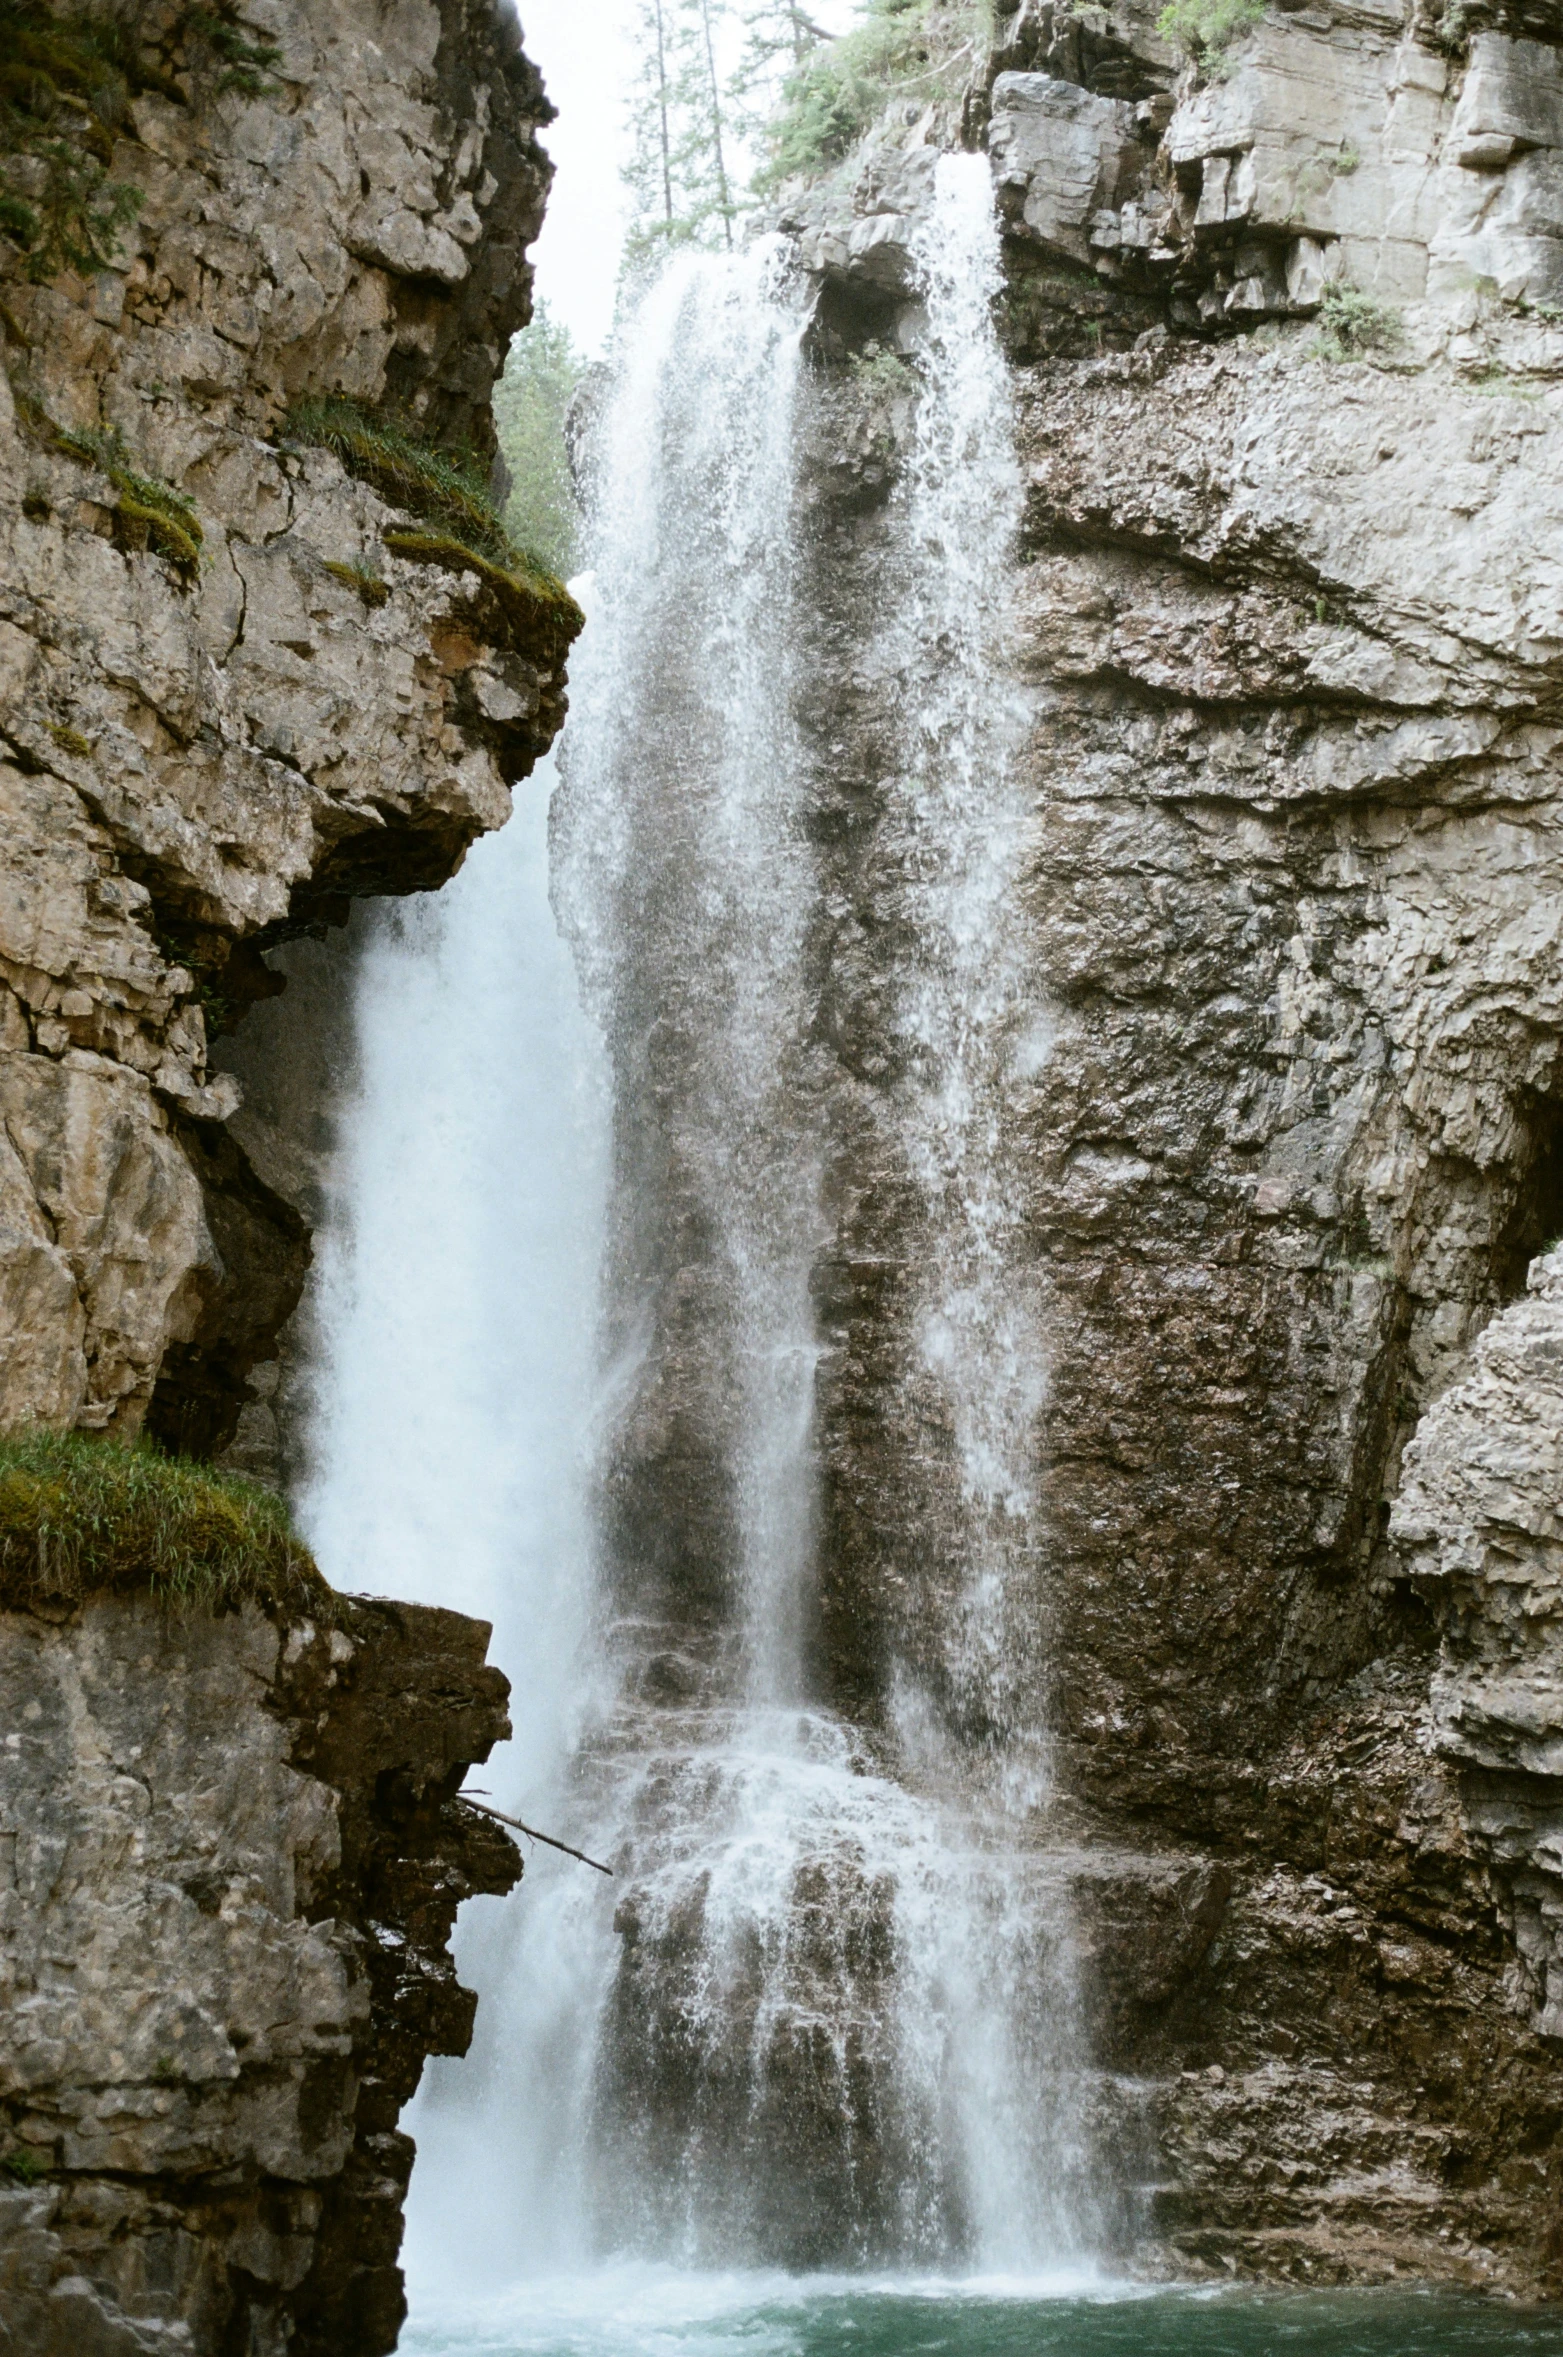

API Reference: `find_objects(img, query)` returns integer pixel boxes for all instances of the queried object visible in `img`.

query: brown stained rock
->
[765,37,1563,2279]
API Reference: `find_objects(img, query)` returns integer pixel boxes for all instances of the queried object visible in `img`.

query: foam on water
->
[399,2271,1563,2357]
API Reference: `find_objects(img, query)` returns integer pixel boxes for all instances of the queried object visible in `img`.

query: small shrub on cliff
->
[755,0,990,188]
[1156,0,1266,74]
[0,2,149,281]
[1310,281,1404,362]
[0,1431,332,1617]
[180,6,282,97]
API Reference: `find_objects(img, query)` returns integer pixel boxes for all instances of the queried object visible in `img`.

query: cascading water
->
[885,162,1052,1781]
[303,151,1100,2312]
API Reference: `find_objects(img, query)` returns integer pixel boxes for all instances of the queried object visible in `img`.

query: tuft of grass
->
[287,397,584,659]
[1309,281,1404,362]
[46,721,92,756]
[0,1430,333,1618]
[323,557,390,607]
[1,2149,46,2185]
[285,397,515,568]
[1157,0,1266,73]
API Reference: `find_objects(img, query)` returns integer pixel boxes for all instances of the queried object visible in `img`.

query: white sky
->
[511,0,856,358]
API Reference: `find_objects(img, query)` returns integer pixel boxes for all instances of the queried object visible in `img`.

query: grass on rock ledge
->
[284,396,583,656]
[0,1431,333,1617]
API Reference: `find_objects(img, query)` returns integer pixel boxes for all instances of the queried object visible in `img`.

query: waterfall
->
[883,162,1052,1793]
[303,154,1099,2309]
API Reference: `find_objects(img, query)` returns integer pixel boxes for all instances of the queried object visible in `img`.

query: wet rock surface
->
[0,2,562,2344]
[0,1591,518,2355]
[765,0,1563,2295]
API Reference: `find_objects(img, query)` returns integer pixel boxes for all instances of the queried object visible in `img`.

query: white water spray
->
[882,157,1054,1790]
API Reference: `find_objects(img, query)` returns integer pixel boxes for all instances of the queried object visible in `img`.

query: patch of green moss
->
[323,557,390,608]
[0,1430,333,1617]
[51,421,203,575]
[1,2148,45,2185]
[46,720,92,756]
[380,528,584,659]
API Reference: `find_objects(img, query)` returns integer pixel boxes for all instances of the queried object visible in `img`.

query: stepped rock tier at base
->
[0,1591,519,2355]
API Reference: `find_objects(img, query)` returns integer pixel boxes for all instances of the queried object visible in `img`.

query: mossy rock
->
[382,529,584,665]
[0,1431,335,1619]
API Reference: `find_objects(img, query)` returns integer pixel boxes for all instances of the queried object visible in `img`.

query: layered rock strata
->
[0,1589,518,2355]
[0,2,568,2344]
[775,0,1563,2294]
[49,0,1563,2307]
[0,0,571,1457]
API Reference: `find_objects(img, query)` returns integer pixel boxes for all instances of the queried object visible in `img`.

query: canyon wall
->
[0,3,569,2344]
[780,0,1563,2291]
[8,0,1563,2321]
[0,0,569,1456]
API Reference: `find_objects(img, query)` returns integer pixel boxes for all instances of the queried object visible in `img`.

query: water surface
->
[400,2273,1563,2357]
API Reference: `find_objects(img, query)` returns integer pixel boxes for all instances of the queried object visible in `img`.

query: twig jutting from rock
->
[459,1790,614,1875]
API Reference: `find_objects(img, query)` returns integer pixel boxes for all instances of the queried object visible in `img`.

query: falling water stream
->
[296,156,1560,2357]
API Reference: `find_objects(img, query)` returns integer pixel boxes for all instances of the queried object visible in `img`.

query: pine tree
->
[733,0,830,135]
[624,0,680,255]
[624,0,744,258]
[492,303,585,580]
[672,0,737,251]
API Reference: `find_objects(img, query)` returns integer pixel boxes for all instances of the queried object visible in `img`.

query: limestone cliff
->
[0,3,570,2345]
[0,1589,518,2353]
[227,0,1563,2296]
[778,0,1563,2291]
[0,0,575,1456]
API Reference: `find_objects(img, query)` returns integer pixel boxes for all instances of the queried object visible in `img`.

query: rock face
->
[0,1590,518,2354]
[0,0,571,1457]
[774,0,1563,2294]
[0,3,568,2344]
[12,0,1563,2320]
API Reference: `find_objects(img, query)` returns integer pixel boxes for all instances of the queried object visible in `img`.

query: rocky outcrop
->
[0,1589,518,2355]
[1394,1248,1563,2044]
[0,0,573,1458]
